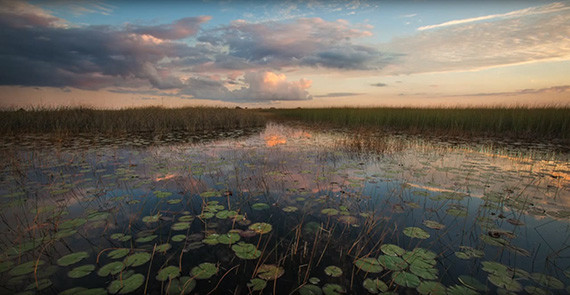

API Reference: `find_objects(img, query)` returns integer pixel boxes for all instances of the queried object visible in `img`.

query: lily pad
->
[354,257,383,273]
[410,264,438,280]
[171,234,186,242]
[190,262,218,279]
[481,261,508,275]
[447,284,480,295]
[156,266,180,281]
[257,264,284,280]
[232,242,261,260]
[252,203,270,210]
[57,252,89,266]
[167,276,196,295]
[324,265,342,277]
[423,220,445,230]
[59,218,87,229]
[0,261,13,273]
[217,232,240,245]
[363,278,388,294]
[68,264,95,278]
[417,281,446,295]
[142,214,161,223]
[9,260,45,276]
[377,255,408,271]
[107,249,130,259]
[403,227,430,239]
[171,222,191,231]
[123,252,151,267]
[524,286,548,295]
[283,206,298,213]
[392,271,420,288]
[530,273,564,289]
[299,284,323,295]
[322,283,345,295]
[247,278,267,291]
[488,274,522,292]
[381,244,405,256]
[321,208,339,216]
[203,234,220,245]
[108,273,144,294]
[98,261,125,276]
[25,279,52,291]
[110,233,131,242]
[249,222,272,234]
[155,243,171,253]
[459,275,488,292]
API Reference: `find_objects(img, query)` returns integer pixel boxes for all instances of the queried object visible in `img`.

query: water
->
[0,124,568,294]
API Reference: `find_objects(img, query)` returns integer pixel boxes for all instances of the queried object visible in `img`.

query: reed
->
[265,106,570,140]
[0,106,266,136]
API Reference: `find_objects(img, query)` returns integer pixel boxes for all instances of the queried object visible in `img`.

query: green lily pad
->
[9,260,45,276]
[156,266,180,281]
[283,206,298,213]
[88,212,110,221]
[171,222,191,231]
[247,278,267,291]
[446,208,468,217]
[309,277,320,284]
[354,257,383,273]
[25,279,52,291]
[142,214,161,223]
[216,210,238,219]
[480,234,508,247]
[68,264,95,278]
[123,252,151,267]
[155,243,171,253]
[217,232,240,245]
[377,255,408,271]
[0,261,13,273]
[392,271,420,288]
[299,284,323,295]
[381,244,405,256]
[59,218,87,229]
[167,199,181,204]
[481,261,508,275]
[178,215,194,222]
[530,273,564,289]
[190,262,218,279]
[403,227,430,239]
[107,249,130,259]
[324,265,342,277]
[458,275,488,292]
[167,276,196,295]
[257,264,284,280]
[423,220,445,230]
[203,234,220,245]
[249,222,272,234]
[154,191,172,198]
[110,233,131,242]
[60,287,88,295]
[322,283,344,295]
[232,242,261,260]
[524,286,548,295]
[410,264,438,280]
[252,203,270,210]
[321,208,339,216]
[171,234,186,242]
[57,252,89,266]
[403,248,437,262]
[75,288,107,295]
[455,246,485,260]
[363,278,388,294]
[488,274,522,292]
[98,261,125,276]
[447,284,480,295]
[108,273,144,294]
[417,281,446,295]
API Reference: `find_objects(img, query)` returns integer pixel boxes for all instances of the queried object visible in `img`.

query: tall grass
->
[0,106,266,136]
[266,107,570,140]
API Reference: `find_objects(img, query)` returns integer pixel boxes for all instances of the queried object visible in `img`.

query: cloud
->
[182,71,312,102]
[371,82,387,87]
[453,85,570,97]
[314,92,361,98]
[385,4,570,74]
[418,2,570,31]
[130,16,211,40]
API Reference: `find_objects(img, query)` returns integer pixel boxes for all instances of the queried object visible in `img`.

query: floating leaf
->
[417,281,446,295]
[381,244,405,256]
[9,260,44,276]
[257,264,284,280]
[447,284,479,295]
[171,235,186,242]
[57,252,89,266]
[309,277,320,284]
[179,215,194,222]
[88,212,110,221]
[354,257,383,273]
[98,261,125,276]
[110,233,131,242]
[488,274,522,292]
[363,278,388,294]
[392,271,420,288]
[25,279,52,291]
[217,232,240,245]
[232,242,262,260]
[167,199,181,204]
[458,275,488,292]
[247,278,267,291]
[403,248,437,262]
[203,234,220,245]
[171,222,191,231]
[123,252,151,267]
[446,208,468,217]
[252,203,270,210]
[530,273,564,289]
[410,264,438,280]
[107,249,130,259]
[322,283,344,295]
[324,266,342,277]
[75,288,107,295]
[60,287,88,295]
[156,266,180,282]
[190,262,218,279]
[403,227,430,239]
[481,261,508,275]
[423,220,445,230]
[59,218,87,229]
[249,222,272,234]
[283,206,298,213]
[299,284,323,295]
[155,243,171,253]
[0,261,13,273]
[142,214,161,223]
[455,246,484,260]
[321,208,339,216]
[377,255,408,271]
[68,264,95,278]
[167,276,196,295]
[154,191,172,198]
[108,273,144,294]
[524,286,548,295]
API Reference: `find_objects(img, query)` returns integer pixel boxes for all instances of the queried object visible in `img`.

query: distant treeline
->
[265,107,570,140]
[0,107,266,135]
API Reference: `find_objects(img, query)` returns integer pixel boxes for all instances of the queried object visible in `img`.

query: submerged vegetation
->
[266,107,570,141]
[0,106,266,136]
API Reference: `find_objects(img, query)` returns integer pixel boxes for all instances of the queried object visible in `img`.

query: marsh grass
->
[266,107,570,140]
[0,106,266,136]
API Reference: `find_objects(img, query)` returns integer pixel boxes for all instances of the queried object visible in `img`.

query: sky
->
[0,0,569,109]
